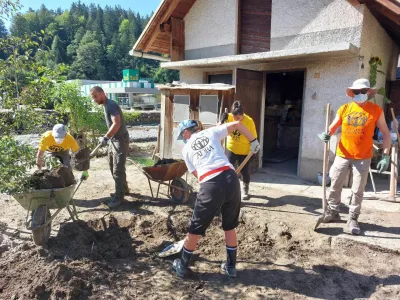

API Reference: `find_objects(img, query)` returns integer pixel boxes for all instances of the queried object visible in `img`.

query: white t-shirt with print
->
[182,124,234,183]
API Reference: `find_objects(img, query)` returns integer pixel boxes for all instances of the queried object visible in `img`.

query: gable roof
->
[133,0,197,55]
[359,0,400,45]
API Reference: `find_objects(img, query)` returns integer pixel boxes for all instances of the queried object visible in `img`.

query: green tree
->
[69,31,105,79]
[51,34,64,63]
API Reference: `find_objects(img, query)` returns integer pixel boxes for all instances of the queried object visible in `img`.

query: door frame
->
[260,68,307,175]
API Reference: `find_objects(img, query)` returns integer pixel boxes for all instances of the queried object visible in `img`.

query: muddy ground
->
[1,142,400,299]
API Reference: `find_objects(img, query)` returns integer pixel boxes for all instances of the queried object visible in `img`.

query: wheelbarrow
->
[11,144,102,246]
[12,181,83,246]
[128,158,192,204]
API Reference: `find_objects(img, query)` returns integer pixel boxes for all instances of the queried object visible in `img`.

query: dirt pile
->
[28,167,75,190]
[71,148,91,171]
[49,215,134,260]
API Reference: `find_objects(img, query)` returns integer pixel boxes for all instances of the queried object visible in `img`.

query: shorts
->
[188,169,241,236]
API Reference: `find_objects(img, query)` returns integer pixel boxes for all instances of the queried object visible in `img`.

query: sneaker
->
[221,262,237,278]
[173,259,189,278]
[241,183,249,200]
[321,208,341,223]
[347,214,361,235]
[107,197,122,208]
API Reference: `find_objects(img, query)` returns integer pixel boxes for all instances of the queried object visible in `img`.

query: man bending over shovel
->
[318,78,391,235]
[173,119,260,278]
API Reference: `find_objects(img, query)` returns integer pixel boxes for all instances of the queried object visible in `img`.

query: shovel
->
[314,103,331,230]
[159,151,254,257]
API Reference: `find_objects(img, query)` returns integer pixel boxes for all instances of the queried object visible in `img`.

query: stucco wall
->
[179,69,204,84]
[358,7,400,107]
[270,0,364,51]
[184,0,237,60]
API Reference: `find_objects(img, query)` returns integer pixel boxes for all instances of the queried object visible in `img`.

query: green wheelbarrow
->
[12,179,84,246]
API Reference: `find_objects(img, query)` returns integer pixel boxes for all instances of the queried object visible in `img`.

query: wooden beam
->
[360,0,400,25]
[170,17,185,61]
[160,23,171,32]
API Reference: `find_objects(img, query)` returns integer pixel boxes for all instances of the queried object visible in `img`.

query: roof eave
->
[160,43,361,70]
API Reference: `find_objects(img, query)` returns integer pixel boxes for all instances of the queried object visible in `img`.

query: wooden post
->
[170,18,184,61]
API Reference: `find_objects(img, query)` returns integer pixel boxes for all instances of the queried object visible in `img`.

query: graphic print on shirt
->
[191,136,214,159]
[231,130,241,141]
[345,112,368,135]
[48,145,65,152]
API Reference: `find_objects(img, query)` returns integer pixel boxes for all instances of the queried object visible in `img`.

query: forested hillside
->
[0,2,178,83]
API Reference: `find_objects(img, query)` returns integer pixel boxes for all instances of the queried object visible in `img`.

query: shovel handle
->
[236,152,253,175]
[322,104,331,211]
[90,143,102,157]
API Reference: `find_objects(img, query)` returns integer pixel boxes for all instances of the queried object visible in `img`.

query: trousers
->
[108,134,129,200]
[225,149,251,184]
[328,156,371,215]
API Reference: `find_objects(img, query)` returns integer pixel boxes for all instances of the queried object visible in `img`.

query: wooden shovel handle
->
[390,108,400,148]
[322,104,331,210]
[236,152,253,175]
[90,143,102,157]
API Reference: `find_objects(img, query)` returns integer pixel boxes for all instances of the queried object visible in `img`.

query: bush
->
[0,136,36,194]
[123,111,142,125]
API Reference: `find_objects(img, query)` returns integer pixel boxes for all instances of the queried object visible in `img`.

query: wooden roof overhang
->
[133,0,197,56]
[358,0,400,45]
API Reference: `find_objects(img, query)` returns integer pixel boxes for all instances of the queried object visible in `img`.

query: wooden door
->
[235,69,263,137]
[238,0,272,54]
[235,69,264,168]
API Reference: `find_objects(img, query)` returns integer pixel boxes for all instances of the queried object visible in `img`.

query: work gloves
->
[250,139,260,154]
[80,170,89,181]
[318,132,331,143]
[101,136,109,147]
[377,154,390,173]
[220,112,228,124]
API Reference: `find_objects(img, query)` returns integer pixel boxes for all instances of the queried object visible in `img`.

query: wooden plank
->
[170,17,185,61]
[163,91,174,158]
[239,0,272,54]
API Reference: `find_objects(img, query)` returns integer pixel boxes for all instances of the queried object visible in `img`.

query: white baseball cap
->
[52,124,67,143]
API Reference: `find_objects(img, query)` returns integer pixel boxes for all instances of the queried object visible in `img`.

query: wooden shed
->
[157,83,235,158]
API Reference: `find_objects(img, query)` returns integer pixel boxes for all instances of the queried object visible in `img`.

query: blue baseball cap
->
[177,119,198,140]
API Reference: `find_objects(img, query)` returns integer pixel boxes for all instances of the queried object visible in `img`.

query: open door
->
[235,69,264,168]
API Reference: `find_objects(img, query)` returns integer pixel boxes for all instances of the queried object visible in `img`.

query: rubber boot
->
[347,212,361,235]
[221,246,237,278]
[173,247,193,278]
[241,183,249,200]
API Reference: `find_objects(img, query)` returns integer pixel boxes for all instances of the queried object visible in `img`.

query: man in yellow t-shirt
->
[221,101,257,200]
[36,124,80,169]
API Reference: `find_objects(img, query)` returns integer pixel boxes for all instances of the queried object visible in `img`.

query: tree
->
[154,68,179,84]
[0,18,7,38]
[69,31,105,79]
[51,35,64,63]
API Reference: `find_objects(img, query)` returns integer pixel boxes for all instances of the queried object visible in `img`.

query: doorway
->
[263,71,304,175]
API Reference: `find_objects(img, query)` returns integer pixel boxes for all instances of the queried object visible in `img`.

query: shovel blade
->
[159,240,184,258]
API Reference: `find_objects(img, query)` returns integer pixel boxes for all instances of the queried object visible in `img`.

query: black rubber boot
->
[173,247,193,278]
[221,246,237,278]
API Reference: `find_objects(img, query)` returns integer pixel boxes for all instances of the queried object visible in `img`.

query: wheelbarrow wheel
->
[170,178,190,204]
[31,205,51,246]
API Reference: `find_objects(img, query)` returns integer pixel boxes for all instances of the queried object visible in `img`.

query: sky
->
[3,0,161,30]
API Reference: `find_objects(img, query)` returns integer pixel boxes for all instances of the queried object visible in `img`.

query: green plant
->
[53,82,107,136]
[0,136,36,194]
[369,56,391,104]
[123,111,142,125]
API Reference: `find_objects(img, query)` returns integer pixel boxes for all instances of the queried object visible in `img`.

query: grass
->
[128,156,154,167]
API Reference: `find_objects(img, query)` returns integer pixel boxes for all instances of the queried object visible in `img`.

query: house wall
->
[358,7,400,107]
[184,0,238,60]
[270,0,364,51]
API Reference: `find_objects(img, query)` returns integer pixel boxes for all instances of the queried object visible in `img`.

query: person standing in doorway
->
[220,101,257,200]
[90,86,130,208]
[318,78,391,235]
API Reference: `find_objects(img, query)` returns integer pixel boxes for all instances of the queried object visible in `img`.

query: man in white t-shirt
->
[173,119,260,278]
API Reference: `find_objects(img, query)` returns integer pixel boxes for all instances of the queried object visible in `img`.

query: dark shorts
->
[188,169,241,236]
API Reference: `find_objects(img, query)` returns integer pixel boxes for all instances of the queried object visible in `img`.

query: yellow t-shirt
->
[38,131,80,153]
[226,113,257,155]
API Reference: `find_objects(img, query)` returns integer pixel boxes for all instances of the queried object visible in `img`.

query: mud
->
[71,148,91,171]
[29,167,75,190]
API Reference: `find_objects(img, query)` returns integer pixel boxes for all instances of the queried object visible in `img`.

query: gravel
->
[14,126,159,148]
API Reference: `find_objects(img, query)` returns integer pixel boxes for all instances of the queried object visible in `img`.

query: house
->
[130,0,400,181]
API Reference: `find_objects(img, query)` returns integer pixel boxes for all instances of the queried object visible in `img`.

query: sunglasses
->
[352,89,369,95]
